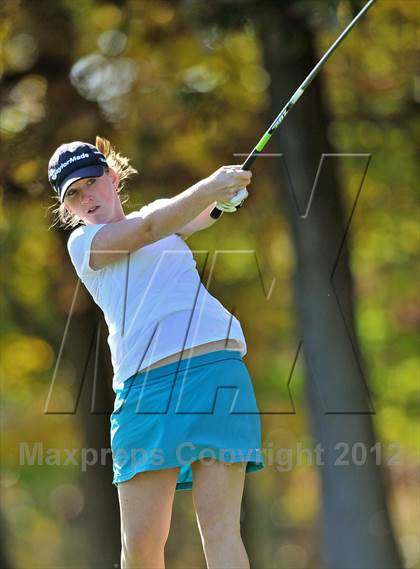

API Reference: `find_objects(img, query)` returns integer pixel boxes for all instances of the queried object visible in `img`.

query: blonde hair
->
[48,136,138,229]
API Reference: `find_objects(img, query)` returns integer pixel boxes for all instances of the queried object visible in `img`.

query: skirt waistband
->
[119,349,243,391]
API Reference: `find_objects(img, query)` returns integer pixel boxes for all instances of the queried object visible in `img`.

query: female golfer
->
[48,137,264,568]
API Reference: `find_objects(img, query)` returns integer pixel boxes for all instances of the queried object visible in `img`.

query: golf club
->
[210,0,376,219]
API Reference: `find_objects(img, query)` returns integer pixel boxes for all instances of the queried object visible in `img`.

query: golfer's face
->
[64,171,121,224]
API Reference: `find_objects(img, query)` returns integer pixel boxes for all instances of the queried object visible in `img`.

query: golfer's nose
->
[80,187,94,204]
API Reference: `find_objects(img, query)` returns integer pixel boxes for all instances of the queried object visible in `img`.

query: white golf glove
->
[216,187,249,213]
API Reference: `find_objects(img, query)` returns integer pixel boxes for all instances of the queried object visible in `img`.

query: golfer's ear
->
[108,167,120,189]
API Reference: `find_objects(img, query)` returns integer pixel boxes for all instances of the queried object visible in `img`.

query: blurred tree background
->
[0,0,418,568]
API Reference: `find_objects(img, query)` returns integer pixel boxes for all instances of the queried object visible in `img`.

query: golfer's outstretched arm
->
[90,166,250,270]
[90,179,216,269]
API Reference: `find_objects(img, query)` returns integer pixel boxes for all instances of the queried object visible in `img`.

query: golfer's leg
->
[191,459,249,569]
[117,467,180,568]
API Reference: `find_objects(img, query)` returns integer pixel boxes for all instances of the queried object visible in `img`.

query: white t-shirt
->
[67,204,247,391]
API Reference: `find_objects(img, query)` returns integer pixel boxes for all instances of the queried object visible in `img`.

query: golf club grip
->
[210,207,223,220]
[241,152,258,171]
[209,152,258,219]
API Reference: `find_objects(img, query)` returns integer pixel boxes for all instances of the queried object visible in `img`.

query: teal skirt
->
[110,349,265,490]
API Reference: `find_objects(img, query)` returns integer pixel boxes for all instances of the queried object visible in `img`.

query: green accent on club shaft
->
[255,132,272,152]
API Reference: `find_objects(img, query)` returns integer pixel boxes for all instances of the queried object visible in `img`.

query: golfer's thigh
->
[192,460,246,538]
[118,467,180,545]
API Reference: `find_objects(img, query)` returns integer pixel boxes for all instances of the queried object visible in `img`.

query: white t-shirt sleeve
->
[67,223,106,278]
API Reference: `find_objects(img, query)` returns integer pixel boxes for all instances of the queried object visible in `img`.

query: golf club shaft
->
[210,0,376,219]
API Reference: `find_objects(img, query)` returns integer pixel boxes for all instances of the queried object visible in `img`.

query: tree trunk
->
[52,296,122,568]
[256,5,403,568]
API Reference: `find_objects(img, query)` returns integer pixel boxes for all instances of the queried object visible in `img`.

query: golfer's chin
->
[84,208,106,225]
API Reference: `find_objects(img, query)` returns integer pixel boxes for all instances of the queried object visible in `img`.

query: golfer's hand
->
[217,187,249,213]
[205,165,252,203]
